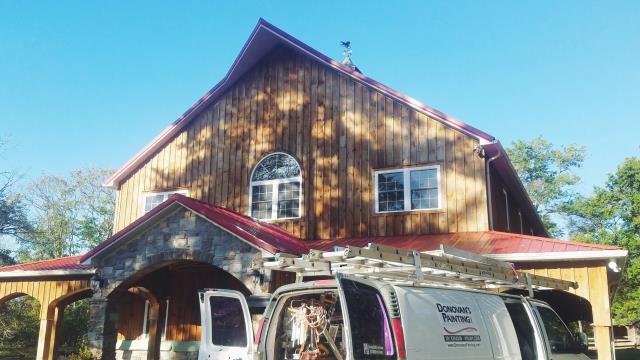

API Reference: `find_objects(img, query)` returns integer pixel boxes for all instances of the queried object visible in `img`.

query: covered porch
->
[0,256,93,360]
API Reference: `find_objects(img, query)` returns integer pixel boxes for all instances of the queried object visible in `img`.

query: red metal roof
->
[104,18,494,189]
[312,231,621,254]
[0,255,89,273]
[80,194,309,263]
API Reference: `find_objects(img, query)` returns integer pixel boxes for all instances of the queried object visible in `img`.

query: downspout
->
[484,144,502,231]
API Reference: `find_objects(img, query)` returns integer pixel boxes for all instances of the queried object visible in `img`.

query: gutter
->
[484,142,502,231]
[488,249,628,262]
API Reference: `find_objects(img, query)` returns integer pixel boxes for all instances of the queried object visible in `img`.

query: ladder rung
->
[257,243,578,292]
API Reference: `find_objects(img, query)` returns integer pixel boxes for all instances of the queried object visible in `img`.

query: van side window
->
[505,302,538,360]
[535,305,581,354]
[209,296,247,347]
[341,279,396,360]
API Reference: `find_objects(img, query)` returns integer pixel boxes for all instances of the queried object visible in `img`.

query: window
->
[341,279,396,359]
[375,165,440,213]
[535,305,583,355]
[505,302,538,360]
[142,189,188,214]
[250,153,301,220]
[209,296,247,347]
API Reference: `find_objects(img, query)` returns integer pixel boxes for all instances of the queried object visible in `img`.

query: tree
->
[0,296,40,359]
[0,138,32,266]
[506,136,587,236]
[566,157,640,324]
[17,167,115,261]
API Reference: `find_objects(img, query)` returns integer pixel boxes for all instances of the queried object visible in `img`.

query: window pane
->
[277,181,300,218]
[377,172,404,212]
[410,169,438,209]
[252,153,301,181]
[209,296,247,347]
[251,185,273,219]
[505,302,538,360]
[536,306,581,354]
[341,279,396,359]
[144,194,165,213]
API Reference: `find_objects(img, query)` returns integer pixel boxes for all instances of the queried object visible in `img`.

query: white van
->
[198,273,590,360]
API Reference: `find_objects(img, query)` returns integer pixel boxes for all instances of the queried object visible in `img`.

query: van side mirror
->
[574,332,589,353]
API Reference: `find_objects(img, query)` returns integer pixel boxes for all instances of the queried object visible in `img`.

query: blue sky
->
[0,1,638,195]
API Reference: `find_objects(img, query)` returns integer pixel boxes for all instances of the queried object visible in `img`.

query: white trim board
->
[488,250,628,262]
[0,269,95,278]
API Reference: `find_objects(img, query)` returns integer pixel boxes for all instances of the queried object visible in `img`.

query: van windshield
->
[535,305,582,354]
[341,279,396,360]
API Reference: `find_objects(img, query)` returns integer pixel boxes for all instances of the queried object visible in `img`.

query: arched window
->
[250,153,301,220]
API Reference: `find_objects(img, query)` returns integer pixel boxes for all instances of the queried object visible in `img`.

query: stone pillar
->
[88,297,119,360]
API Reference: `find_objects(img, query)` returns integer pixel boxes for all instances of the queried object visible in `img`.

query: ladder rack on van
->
[255,243,578,293]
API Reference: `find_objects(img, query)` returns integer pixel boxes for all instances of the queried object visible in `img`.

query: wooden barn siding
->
[488,167,537,236]
[516,263,611,327]
[0,278,90,316]
[116,292,146,340]
[113,46,488,239]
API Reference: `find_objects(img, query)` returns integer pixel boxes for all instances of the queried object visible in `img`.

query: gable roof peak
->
[104,19,494,189]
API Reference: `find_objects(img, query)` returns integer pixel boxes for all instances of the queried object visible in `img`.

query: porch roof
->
[79,194,309,264]
[0,255,88,272]
[313,231,626,262]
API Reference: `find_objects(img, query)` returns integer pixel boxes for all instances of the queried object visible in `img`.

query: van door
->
[198,289,254,360]
[527,301,590,360]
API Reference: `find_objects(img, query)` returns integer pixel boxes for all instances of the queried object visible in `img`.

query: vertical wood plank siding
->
[113,46,489,239]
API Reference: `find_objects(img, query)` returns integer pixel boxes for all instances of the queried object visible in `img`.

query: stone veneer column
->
[88,296,119,360]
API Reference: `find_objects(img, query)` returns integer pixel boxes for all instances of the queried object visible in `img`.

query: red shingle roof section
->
[0,255,88,272]
[312,231,621,254]
[80,194,309,263]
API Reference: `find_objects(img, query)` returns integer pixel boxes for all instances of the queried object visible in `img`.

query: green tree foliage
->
[506,136,587,236]
[18,167,115,260]
[0,167,114,358]
[0,297,40,359]
[58,300,91,356]
[566,157,640,324]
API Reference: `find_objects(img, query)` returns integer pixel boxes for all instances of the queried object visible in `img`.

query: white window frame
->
[141,189,188,215]
[249,152,302,221]
[374,164,442,214]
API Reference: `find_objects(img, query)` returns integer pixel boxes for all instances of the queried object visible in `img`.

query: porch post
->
[35,303,60,360]
[146,299,161,360]
[589,266,614,360]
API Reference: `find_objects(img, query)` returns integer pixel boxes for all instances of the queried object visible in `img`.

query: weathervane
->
[340,40,356,69]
